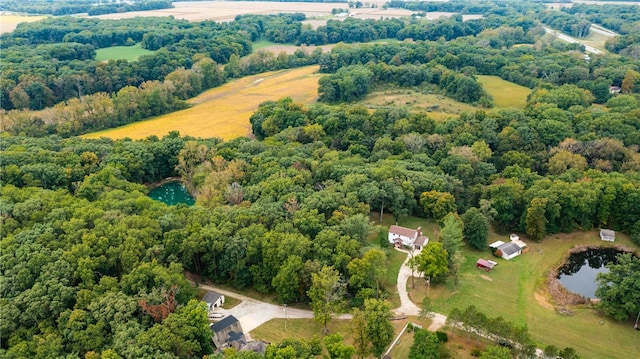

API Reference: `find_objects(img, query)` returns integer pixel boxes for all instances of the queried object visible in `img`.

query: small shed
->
[496,242,522,260]
[476,258,498,272]
[202,291,225,312]
[600,229,615,242]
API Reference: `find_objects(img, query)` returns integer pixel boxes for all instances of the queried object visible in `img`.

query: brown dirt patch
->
[479,275,493,282]
[534,292,554,310]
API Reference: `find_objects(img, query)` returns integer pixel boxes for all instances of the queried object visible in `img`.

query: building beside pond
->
[599,229,615,242]
[490,237,526,261]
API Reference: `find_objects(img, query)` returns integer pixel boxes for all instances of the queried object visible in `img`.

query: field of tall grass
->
[477,75,531,109]
[83,66,322,140]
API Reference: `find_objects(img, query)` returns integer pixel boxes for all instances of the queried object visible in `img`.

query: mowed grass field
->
[477,75,531,109]
[94,43,154,62]
[0,15,48,34]
[407,229,640,359]
[83,65,322,140]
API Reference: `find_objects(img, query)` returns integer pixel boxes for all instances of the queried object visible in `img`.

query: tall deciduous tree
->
[440,213,464,266]
[461,207,489,250]
[272,255,305,304]
[364,298,394,358]
[409,242,449,284]
[596,253,640,321]
[408,329,441,359]
[525,197,548,241]
[324,334,355,359]
[420,190,457,222]
[307,266,346,333]
[351,308,368,359]
[347,249,387,300]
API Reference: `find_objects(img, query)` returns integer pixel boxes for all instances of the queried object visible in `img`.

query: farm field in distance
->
[94,43,155,62]
[88,0,413,22]
[83,65,322,140]
[0,14,48,34]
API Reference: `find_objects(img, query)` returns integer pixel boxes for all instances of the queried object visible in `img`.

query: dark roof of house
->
[210,315,239,333]
[498,242,521,256]
[228,331,245,343]
[389,225,418,238]
[202,291,223,304]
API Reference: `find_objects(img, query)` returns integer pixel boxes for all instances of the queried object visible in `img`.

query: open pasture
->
[408,229,640,359]
[94,43,154,62]
[0,14,48,34]
[83,65,322,141]
[362,87,477,120]
[477,75,531,109]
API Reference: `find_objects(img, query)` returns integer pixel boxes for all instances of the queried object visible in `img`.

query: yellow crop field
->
[83,65,322,141]
[477,75,532,109]
[0,15,48,34]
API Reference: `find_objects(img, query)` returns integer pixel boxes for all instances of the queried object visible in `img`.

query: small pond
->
[557,247,625,298]
[148,181,195,206]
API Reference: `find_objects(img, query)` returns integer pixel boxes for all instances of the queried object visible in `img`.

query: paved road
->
[543,27,604,55]
[201,247,447,335]
[590,24,618,37]
[393,249,448,331]
[199,283,313,336]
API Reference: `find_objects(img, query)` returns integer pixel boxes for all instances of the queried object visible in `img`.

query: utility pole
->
[283,304,288,330]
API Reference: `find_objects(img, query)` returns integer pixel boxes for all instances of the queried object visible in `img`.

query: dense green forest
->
[1,1,640,358]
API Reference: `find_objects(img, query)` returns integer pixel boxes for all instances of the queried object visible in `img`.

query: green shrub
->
[435,331,449,343]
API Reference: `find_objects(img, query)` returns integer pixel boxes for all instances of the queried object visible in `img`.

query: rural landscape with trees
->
[1,0,639,358]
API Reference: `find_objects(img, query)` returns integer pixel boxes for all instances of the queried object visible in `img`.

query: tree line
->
[0,3,568,112]
[0,0,172,16]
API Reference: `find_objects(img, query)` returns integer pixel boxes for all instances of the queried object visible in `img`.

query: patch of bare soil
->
[480,275,493,282]
[534,292,554,310]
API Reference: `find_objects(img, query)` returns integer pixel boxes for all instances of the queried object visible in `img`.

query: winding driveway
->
[199,247,446,335]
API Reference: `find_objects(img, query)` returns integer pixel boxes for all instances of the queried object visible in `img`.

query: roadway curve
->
[199,247,446,335]
[543,27,604,55]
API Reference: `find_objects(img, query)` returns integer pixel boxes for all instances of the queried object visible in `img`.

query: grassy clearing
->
[83,65,322,141]
[477,75,531,109]
[94,43,154,62]
[362,87,476,121]
[580,31,611,53]
[407,230,640,359]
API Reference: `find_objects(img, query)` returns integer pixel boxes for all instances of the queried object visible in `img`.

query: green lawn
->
[251,39,279,51]
[95,43,154,62]
[251,317,409,358]
[408,230,640,359]
[477,75,531,109]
